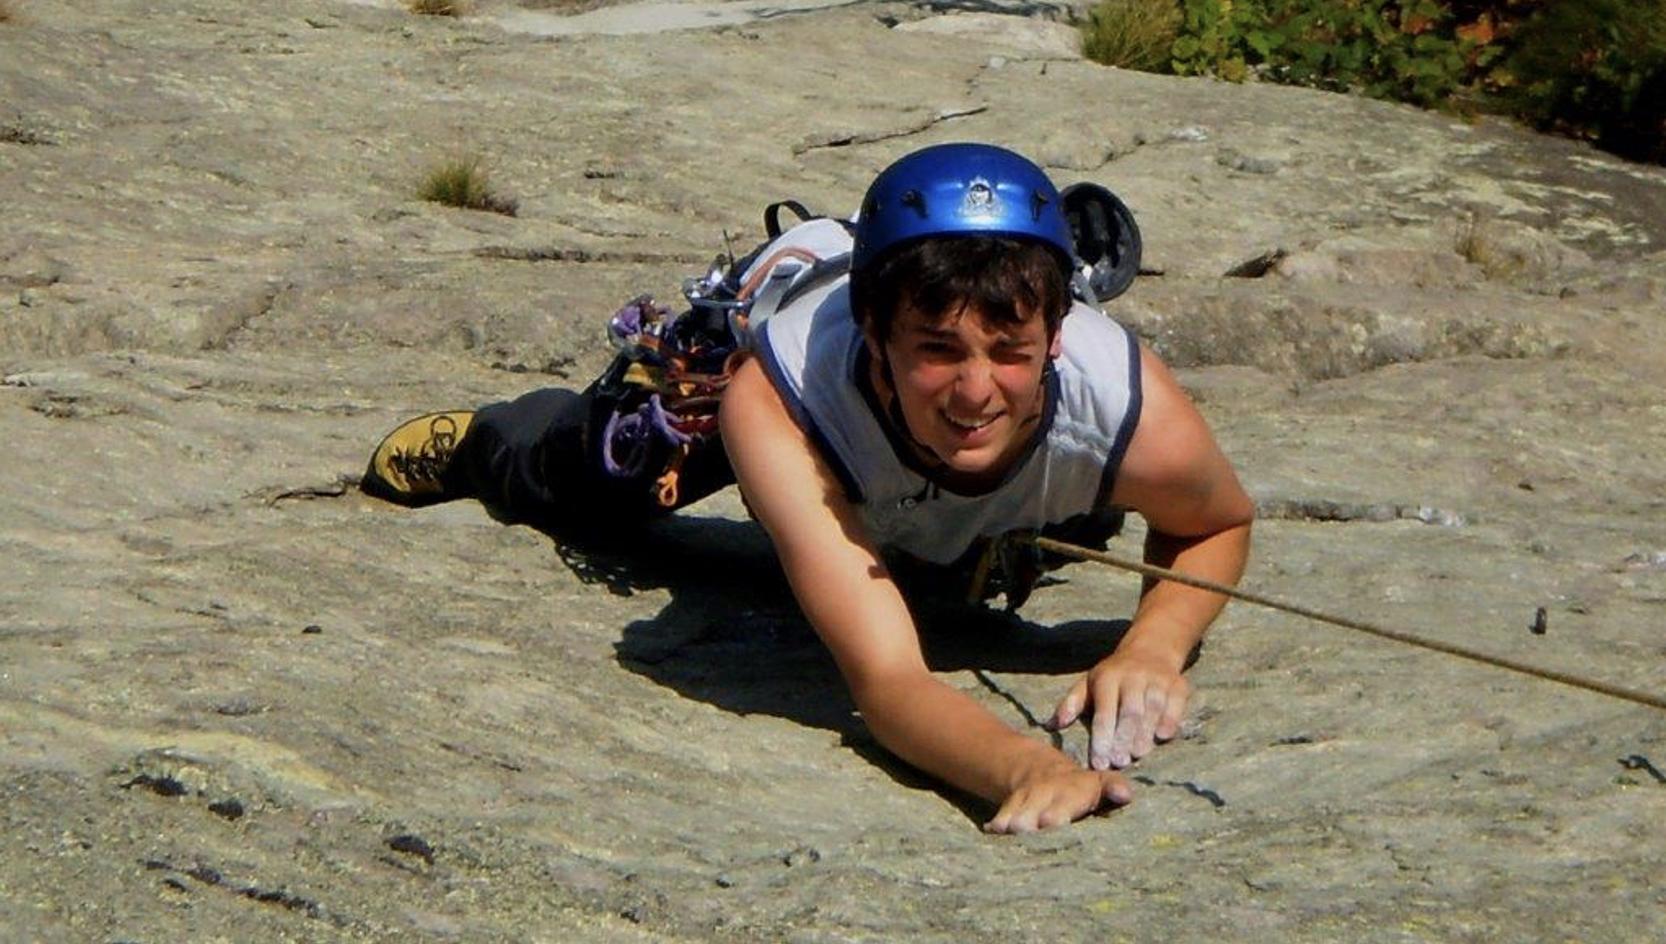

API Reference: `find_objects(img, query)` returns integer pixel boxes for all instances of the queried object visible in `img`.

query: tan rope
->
[1031,536,1666,714]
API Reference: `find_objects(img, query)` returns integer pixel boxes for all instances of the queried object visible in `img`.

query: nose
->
[952,356,996,407]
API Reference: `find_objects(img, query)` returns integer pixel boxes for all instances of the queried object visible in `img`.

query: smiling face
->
[868,297,1061,487]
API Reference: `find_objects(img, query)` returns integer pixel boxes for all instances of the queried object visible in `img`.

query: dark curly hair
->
[850,236,1070,342]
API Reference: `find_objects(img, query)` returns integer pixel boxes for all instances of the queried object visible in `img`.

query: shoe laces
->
[388,415,462,487]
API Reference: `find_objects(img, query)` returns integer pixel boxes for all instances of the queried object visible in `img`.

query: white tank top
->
[756,276,1142,565]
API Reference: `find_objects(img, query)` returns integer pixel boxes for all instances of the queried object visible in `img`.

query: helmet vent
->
[900,189,927,218]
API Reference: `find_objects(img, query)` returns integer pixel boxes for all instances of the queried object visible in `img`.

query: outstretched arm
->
[721,358,1131,832]
[1051,343,1254,768]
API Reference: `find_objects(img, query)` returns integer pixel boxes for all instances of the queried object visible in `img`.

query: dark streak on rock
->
[474,245,709,266]
[782,845,821,867]
[151,858,343,925]
[972,669,1061,749]
[252,473,359,506]
[1619,754,1666,784]
[1224,249,1287,278]
[0,124,55,146]
[1132,774,1227,808]
[386,833,436,865]
[121,773,189,798]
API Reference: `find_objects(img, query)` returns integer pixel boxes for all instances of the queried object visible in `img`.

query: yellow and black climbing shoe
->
[362,411,475,507]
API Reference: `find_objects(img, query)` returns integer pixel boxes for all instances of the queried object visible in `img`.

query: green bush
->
[1168,0,1265,82]
[418,157,519,216]
[1166,0,1489,106]
[1080,0,1184,72]
[1079,0,1666,165]
[1499,0,1666,162]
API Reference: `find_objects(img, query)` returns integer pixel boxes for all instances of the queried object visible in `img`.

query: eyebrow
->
[909,325,960,340]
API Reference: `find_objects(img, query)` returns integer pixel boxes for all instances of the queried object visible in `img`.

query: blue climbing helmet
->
[850,142,1076,278]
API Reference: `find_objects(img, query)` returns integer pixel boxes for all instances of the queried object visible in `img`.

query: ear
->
[1048,326,1064,360]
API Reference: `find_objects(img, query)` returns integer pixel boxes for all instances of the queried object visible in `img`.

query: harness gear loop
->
[656,442,692,509]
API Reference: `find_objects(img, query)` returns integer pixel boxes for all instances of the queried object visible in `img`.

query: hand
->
[1050,647,1191,770]
[984,764,1133,834]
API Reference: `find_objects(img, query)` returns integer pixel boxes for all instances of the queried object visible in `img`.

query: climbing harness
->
[1030,535,1666,714]
[594,202,851,508]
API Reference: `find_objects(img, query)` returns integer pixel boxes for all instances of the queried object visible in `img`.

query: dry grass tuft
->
[1080,0,1182,72]
[418,156,519,216]
[407,0,471,15]
[1454,212,1522,281]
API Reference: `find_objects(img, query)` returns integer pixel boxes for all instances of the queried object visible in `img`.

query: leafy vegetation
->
[1498,0,1666,163]
[418,157,519,216]
[1080,0,1666,164]
[1080,0,1183,72]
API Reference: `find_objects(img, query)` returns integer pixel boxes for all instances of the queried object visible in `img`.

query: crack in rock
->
[144,856,345,926]
[1131,774,1226,808]
[247,473,360,506]
[972,669,1061,749]
[792,105,989,156]
[474,245,710,266]
[1255,498,1468,528]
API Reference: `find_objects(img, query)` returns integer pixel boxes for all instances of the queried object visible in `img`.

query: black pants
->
[454,380,736,530]
[455,372,1122,606]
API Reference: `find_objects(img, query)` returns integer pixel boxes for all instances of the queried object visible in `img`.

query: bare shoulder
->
[719,356,813,481]
[1110,344,1254,534]
[718,356,856,550]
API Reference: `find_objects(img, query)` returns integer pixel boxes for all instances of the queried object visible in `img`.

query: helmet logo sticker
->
[960,178,998,219]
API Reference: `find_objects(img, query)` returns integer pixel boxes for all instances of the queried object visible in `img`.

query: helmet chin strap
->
[876,348,948,471]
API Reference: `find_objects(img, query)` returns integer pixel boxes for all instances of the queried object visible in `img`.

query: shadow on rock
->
[541,512,1135,823]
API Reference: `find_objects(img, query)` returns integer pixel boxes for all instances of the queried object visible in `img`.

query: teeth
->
[945,413,995,430]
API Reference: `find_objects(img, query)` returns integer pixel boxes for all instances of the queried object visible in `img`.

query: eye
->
[992,343,1038,365]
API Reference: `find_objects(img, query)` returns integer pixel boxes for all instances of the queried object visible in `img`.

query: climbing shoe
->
[362,411,475,507]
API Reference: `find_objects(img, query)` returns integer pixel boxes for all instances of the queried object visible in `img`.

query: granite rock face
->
[3,1,1665,942]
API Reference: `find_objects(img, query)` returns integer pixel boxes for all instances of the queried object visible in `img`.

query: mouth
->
[941,410,1001,433]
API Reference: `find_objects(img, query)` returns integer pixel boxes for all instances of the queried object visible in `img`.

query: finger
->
[1005,804,1042,834]
[1104,680,1147,769]
[1128,687,1166,760]
[1036,797,1081,831]
[1154,678,1191,741]
[1088,678,1123,770]
[984,793,1023,834]
[1049,677,1089,730]
[1041,778,1118,828]
[1101,771,1134,806]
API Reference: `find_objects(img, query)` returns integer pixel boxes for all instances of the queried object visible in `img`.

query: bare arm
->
[720,357,1130,830]
[1051,343,1254,768]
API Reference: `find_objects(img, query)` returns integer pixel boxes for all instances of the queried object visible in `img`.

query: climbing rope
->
[1031,535,1666,714]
